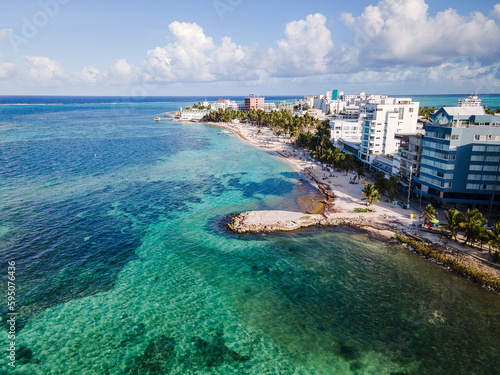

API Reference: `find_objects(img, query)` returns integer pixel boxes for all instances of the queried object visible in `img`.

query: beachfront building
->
[277,101,294,113]
[330,119,362,143]
[295,96,314,111]
[414,106,500,208]
[306,109,328,120]
[263,102,277,112]
[327,100,346,115]
[212,98,240,111]
[244,94,265,111]
[179,108,213,121]
[392,133,424,178]
[359,97,420,164]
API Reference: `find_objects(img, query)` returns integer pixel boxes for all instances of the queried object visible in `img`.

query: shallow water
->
[1,98,499,374]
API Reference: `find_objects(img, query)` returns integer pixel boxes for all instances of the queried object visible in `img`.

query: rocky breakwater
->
[302,168,336,210]
[227,210,369,234]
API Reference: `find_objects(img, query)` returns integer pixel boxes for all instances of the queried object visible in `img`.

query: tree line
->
[420,206,500,262]
[204,108,319,137]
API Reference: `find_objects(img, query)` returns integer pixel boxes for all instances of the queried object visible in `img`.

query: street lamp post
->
[407,166,413,210]
[489,179,497,222]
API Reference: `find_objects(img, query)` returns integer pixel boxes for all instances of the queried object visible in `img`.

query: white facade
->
[211,99,242,111]
[263,102,277,112]
[330,119,362,142]
[360,97,419,163]
[328,100,346,115]
[180,108,213,120]
[295,96,314,110]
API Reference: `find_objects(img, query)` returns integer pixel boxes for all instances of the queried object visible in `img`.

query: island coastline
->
[197,119,500,292]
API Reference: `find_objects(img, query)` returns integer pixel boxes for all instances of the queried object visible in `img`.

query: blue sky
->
[0,0,499,96]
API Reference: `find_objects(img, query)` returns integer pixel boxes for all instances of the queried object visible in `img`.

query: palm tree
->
[441,209,465,240]
[419,204,436,224]
[386,176,401,200]
[459,208,487,246]
[361,183,380,206]
[332,148,345,169]
[354,166,365,183]
[340,154,356,175]
[487,223,500,257]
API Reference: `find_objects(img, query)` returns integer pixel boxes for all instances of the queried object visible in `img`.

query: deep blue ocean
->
[1,95,500,374]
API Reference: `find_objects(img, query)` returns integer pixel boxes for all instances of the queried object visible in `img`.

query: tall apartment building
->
[330,119,362,142]
[359,97,419,163]
[244,94,265,111]
[392,133,424,179]
[415,106,500,207]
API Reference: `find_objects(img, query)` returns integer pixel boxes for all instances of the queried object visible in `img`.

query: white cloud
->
[0,62,17,80]
[24,56,66,82]
[143,21,217,82]
[270,13,334,76]
[78,65,103,85]
[111,59,132,77]
[0,28,13,39]
[342,0,500,69]
[142,15,345,84]
[491,4,500,19]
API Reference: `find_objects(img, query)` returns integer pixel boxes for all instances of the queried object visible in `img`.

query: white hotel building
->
[360,97,420,164]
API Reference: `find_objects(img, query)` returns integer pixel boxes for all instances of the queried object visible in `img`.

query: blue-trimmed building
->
[415,106,500,208]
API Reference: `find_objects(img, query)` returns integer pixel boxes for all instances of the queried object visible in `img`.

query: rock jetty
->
[227,210,369,234]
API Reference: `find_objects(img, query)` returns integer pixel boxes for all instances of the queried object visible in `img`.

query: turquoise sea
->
[1,95,500,374]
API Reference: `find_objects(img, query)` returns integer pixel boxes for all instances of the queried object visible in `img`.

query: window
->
[467,174,481,180]
[421,167,453,179]
[486,156,500,162]
[469,165,483,171]
[474,135,487,141]
[472,145,486,152]
[466,184,480,190]
[471,155,485,161]
[483,165,499,172]
[487,146,500,152]
[451,134,459,140]
[482,175,496,181]
[422,149,456,160]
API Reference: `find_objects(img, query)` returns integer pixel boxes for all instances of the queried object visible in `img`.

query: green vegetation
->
[436,208,500,263]
[205,108,319,137]
[418,106,439,118]
[419,204,437,224]
[441,209,465,240]
[361,183,381,207]
[205,108,362,175]
[460,208,487,246]
[395,234,500,289]
[353,207,373,213]
[484,106,500,115]
[187,102,211,110]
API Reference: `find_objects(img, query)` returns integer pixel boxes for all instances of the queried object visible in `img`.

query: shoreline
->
[203,120,329,214]
[197,119,500,292]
